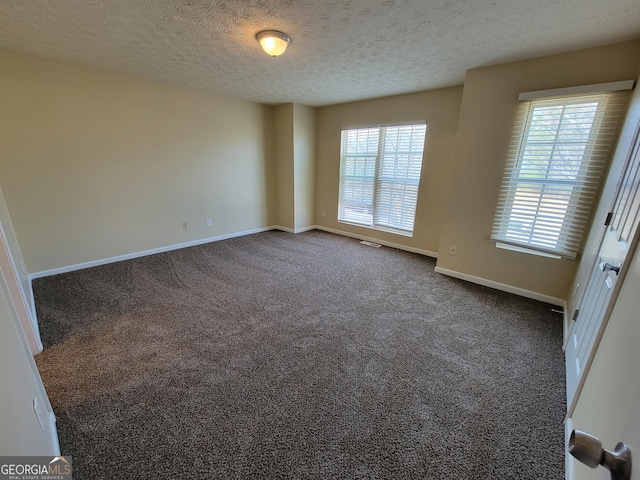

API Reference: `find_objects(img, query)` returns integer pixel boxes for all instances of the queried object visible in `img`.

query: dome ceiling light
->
[256,30,291,57]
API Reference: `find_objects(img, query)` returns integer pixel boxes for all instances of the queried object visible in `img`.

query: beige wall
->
[273,103,295,230]
[2,41,640,302]
[273,103,316,232]
[293,103,316,231]
[1,35,640,477]
[0,48,273,273]
[436,40,640,301]
[315,87,463,253]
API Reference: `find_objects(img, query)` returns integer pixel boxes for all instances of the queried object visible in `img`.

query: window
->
[491,87,630,259]
[338,124,426,236]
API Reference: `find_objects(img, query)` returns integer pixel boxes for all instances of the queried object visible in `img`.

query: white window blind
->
[491,91,630,258]
[338,124,426,236]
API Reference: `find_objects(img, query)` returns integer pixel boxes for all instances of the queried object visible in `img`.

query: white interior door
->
[0,221,42,354]
[619,399,640,480]
[566,120,640,415]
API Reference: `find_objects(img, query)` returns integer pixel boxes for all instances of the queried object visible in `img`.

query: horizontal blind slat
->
[491,90,629,258]
[339,124,426,234]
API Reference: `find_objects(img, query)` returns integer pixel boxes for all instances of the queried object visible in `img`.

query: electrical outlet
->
[206,218,212,226]
[322,210,326,217]
[181,222,188,230]
[449,245,457,255]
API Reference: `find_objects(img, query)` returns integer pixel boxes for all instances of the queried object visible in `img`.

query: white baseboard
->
[564,417,574,480]
[29,226,275,279]
[434,266,565,307]
[313,225,439,258]
[294,225,317,234]
[49,411,61,456]
[271,225,317,234]
[272,225,295,233]
[29,224,437,280]
[29,226,564,310]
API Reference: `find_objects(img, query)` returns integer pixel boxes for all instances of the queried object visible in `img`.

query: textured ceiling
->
[0,0,639,107]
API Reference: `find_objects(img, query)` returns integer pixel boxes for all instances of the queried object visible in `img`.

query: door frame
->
[565,118,640,418]
[0,218,42,354]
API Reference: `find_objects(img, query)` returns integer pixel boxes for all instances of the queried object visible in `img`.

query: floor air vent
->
[360,240,381,248]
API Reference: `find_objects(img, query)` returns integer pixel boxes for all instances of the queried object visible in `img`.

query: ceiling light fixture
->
[256,30,291,57]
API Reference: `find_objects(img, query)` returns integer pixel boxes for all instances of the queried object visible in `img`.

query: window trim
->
[518,80,634,101]
[337,123,427,237]
[491,83,633,259]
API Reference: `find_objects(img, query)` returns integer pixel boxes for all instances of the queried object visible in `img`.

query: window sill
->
[496,242,561,259]
[338,220,413,238]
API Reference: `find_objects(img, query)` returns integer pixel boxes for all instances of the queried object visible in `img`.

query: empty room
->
[1,1,640,479]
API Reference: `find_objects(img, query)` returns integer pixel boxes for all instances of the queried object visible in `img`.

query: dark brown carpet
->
[33,230,565,479]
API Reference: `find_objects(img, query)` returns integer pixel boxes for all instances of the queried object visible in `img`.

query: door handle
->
[569,430,632,480]
[601,262,621,275]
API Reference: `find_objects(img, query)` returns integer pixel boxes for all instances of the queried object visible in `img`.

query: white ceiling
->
[0,0,639,107]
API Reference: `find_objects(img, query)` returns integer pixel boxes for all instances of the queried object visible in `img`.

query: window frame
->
[491,83,632,259]
[337,123,427,237]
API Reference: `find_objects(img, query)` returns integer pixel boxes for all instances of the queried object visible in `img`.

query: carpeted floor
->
[33,230,566,479]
